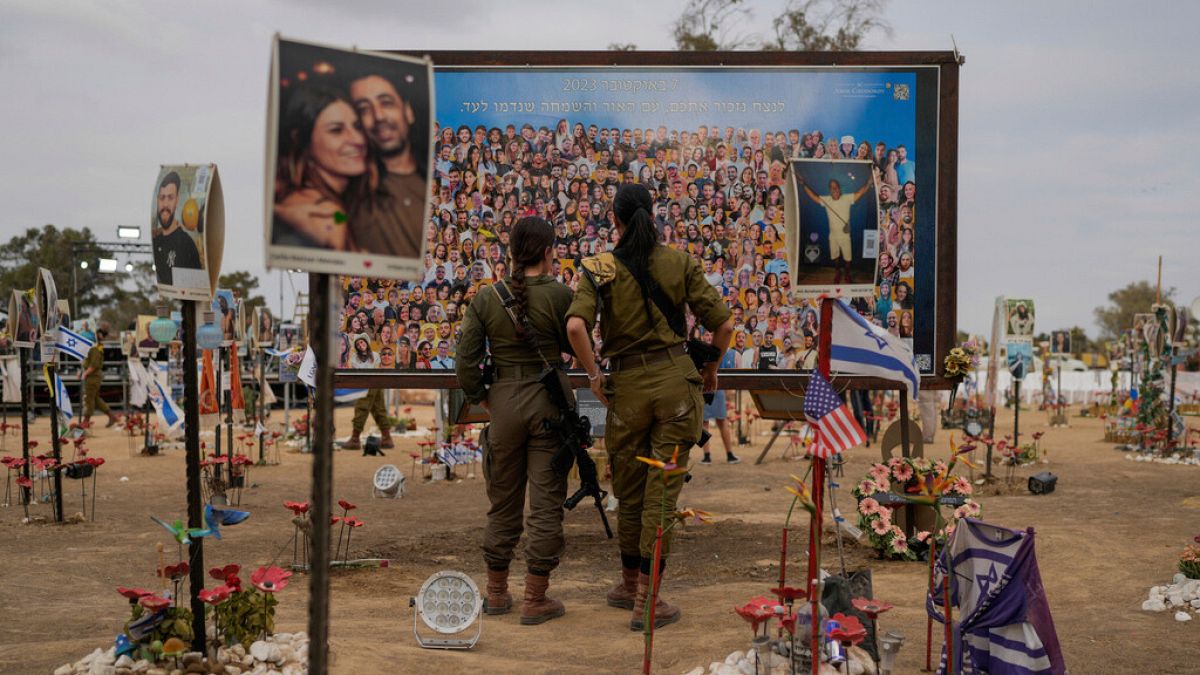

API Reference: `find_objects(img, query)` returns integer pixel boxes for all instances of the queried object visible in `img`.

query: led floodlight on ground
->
[97,258,118,273]
[410,570,482,649]
[372,464,405,499]
[117,226,141,239]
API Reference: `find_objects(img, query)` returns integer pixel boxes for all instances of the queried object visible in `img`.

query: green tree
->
[0,225,123,322]
[1093,280,1175,340]
[672,0,890,51]
[218,271,267,313]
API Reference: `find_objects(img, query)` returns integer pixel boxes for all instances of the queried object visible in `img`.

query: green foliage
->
[607,42,638,51]
[673,0,890,52]
[1093,280,1175,339]
[218,270,267,313]
[212,589,279,648]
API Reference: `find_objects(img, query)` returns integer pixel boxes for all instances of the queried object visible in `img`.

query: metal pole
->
[899,387,915,536]
[181,301,207,653]
[1013,378,1021,448]
[48,361,63,523]
[258,347,266,463]
[1167,357,1179,445]
[19,350,32,506]
[214,348,223,483]
[307,273,337,674]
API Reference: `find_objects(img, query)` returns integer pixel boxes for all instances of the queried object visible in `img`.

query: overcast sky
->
[1,0,1196,337]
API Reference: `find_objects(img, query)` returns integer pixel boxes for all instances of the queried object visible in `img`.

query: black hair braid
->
[509,217,555,340]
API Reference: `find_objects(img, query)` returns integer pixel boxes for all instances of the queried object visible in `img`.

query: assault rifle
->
[540,368,614,539]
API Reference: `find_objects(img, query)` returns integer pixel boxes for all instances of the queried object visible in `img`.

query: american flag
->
[803,371,866,458]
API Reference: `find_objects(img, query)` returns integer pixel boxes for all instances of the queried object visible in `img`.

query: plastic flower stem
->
[345,524,354,561]
[91,470,97,522]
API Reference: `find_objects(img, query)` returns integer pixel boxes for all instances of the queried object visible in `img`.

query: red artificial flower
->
[28,441,38,449]
[117,586,153,600]
[284,501,310,516]
[780,612,798,636]
[331,516,341,525]
[403,407,412,414]
[231,455,253,466]
[343,516,365,528]
[16,476,32,489]
[159,562,189,580]
[197,585,233,605]
[139,595,172,613]
[85,457,106,468]
[1032,432,1044,440]
[829,613,867,645]
[769,586,808,602]
[338,499,357,512]
[225,574,242,592]
[851,597,895,620]
[250,566,293,593]
[209,564,240,581]
[1,456,15,468]
[733,596,778,634]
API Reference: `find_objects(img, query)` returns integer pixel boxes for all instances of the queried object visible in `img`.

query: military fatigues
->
[456,275,574,572]
[351,389,388,433]
[567,248,731,561]
[82,344,110,418]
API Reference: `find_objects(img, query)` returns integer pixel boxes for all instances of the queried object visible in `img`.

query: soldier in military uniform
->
[455,217,574,625]
[566,183,733,631]
[81,327,120,429]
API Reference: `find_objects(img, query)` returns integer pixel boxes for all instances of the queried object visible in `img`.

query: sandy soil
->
[0,401,1197,675]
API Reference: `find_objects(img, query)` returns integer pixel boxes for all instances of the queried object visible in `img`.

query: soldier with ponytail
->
[566,183,734,631]
[455,216,575,626]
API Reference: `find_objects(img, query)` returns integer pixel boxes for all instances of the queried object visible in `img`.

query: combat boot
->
[380,427,395,449]
[629,571,681,631]
[606,566,639,609]
[342,431,362,450]
[483,568,512,615]
[520,573,565,625]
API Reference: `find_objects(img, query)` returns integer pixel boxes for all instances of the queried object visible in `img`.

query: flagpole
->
[809,297,833,674]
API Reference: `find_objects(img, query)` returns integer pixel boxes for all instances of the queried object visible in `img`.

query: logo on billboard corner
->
[892,83,910,101]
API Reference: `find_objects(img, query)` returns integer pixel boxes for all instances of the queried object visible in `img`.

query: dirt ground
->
[0,400,1197,675]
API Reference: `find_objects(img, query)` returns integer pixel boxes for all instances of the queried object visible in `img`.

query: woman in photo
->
[272,84,372,251]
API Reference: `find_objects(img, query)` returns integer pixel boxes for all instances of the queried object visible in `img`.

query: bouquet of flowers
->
[943,338,981,379]
[852,456,981,560]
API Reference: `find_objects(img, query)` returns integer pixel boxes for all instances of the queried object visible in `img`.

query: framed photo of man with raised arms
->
[330,50,959,391]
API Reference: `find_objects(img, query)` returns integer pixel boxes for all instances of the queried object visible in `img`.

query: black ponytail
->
[613,183,659,310]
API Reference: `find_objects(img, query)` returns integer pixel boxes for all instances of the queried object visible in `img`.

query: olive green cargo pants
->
[351,389,388,433]
[480,371,572,572]
[604,352,704,560]
[83,378,110,418]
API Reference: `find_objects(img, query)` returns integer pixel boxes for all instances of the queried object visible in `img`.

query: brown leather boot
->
[606,566,639,609]
[629,571,681,631]
[342,431,362,450]
[380,428,395,449]
[520,573,565,625]
[483,568,512,615]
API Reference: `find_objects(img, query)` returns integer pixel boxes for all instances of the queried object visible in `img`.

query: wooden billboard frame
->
[333,49,961,392]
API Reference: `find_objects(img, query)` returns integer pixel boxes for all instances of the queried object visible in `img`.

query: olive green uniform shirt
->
[566,247,731,359]
[83,344,104,385]
[455,275,573,403]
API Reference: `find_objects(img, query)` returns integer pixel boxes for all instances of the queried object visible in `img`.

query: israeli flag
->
[829,299,920,397]
[148,378,184,433]
[53,372,73,420]
[334,389,369,403]
[55,326,95,361]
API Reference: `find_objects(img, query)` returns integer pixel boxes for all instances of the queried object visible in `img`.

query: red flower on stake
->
[284,501,309,516]
[16,476,32,489]
[338,499,357,512]
[734,596,778,634]
[139,595,172,613]
[198,586,232,605]
[343,516,364,528]
[769,586,808,603]
[209,564,240,581]
[117,587,152,601]
[851,597,894,620]
[250,566,293,593]
[829,613,867,645]
[158,562,189,580]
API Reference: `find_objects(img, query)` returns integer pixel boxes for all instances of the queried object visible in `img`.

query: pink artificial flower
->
[250,566,293,593]
[953,477,973,495]
[868,464,891,483]
[871,519,891,536]
[858,498,880,516]
[892,462,914,482]
[873,476,891,492]
[858,479,878,496]
[891,532,909,554]
[916,530,932,543]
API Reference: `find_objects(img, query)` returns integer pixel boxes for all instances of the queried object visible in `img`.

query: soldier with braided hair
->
[455,216,575,626]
